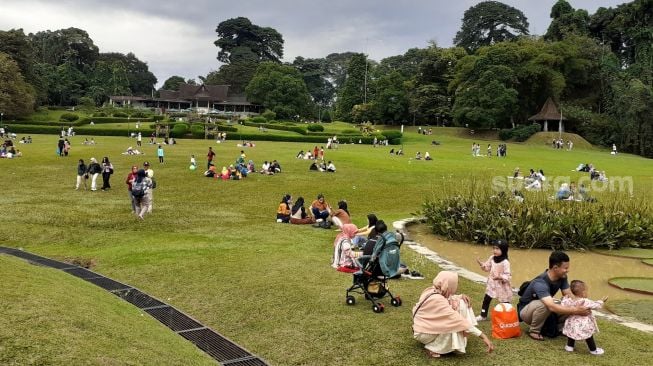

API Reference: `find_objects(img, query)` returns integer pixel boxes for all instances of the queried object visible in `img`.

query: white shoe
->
[475,315,487,322]
[590,348,604,355]
[564,346,574,352]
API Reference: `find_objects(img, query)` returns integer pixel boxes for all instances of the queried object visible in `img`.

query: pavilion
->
[528,97,566,132]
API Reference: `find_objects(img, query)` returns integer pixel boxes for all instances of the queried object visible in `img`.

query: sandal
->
[528,332,544,341]
[424,349,441,358]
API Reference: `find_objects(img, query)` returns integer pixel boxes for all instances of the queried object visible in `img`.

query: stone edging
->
[392,218,653,335]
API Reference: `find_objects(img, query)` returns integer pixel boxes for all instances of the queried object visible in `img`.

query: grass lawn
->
[1,126,652,365]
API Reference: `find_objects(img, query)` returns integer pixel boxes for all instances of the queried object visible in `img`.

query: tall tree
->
[29,28,99,70]
[214,17,283,63]
[211,17,284,93]
[334,53,367,121]
[454,1,529,52]
[245,62,311,119]
[0,52,35,117]
[161,76,186,91]
[545,0,590,41]
[98,53,157,96]
[292,56,335,107]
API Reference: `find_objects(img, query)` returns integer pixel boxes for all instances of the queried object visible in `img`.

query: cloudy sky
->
[1,0,627,87]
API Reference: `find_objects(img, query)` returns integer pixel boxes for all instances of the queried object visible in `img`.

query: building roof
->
[110,84,257,106]
[528,97,566,121]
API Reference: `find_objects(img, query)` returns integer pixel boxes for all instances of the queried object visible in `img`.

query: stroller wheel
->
[372,303,384,313]
[346,296,356,305]
[391,296,402,307]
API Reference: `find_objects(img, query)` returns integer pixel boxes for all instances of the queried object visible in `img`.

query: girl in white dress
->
[562,280,607,355]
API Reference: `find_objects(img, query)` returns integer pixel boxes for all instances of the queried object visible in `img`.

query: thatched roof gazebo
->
[528,97,566,132]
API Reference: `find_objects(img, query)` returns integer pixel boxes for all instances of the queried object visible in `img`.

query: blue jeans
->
[311,207,329,220]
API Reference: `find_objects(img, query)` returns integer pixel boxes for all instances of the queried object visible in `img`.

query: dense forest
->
[1,0,652,156]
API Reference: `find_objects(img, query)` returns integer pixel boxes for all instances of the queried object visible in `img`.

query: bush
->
[130,111,149,118]
[261,110,276,121]
[499,129,513,141]
[191,124,205,138]
[249,116,267,124]
[92,112,107,117]
[381,130,403,140]
[60,113,79,122]
[306,124,324,132]
[421,188,653,250]
[342,129,358,134]
[170,123,190,138]
[113,112,128,118]
[512,124,540,142]
[152,115,165,121]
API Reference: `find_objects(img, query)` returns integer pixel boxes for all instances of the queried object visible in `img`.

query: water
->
[409,224,652,301]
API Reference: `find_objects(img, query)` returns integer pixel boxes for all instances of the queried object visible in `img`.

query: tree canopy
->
[454,1,530,52]
[245,62,311,119]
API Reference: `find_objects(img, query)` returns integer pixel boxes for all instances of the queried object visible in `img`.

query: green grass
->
[605,299,653,325]
[608,277,653,294]
[595,248,653,259]
[644,259,653,266]
[0,127,652,365]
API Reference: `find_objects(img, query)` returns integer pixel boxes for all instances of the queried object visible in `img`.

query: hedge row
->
[242,121,308,135]
[78,117,157,124]
[499,123,540,142]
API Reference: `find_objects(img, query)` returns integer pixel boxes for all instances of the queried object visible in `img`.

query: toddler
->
[190,154,196,167]
[562,280,606,355]
[476,239,512,320]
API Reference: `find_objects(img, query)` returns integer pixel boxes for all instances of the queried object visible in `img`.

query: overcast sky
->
[1,0,627,87]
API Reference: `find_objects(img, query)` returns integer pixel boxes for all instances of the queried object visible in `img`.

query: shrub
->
[170,123,190,137]
[306,124,324,132]
[191,124,205,138]
[499,129,513,141]
[381,130,403,140]
[421,187,653,250]
[113,112,128,118]
[92,112,107,117]
[512,124,540,142]
[342,129,358,134]
[60,113,79,122]
[261,110,276,121]
[249,116,267,124]
[130,111,149,118]
[152,115,165,121]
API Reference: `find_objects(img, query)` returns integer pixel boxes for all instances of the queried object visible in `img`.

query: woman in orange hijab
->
[412,271,494,358]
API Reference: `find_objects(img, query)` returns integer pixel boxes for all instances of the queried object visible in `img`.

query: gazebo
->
[528,97,566,132]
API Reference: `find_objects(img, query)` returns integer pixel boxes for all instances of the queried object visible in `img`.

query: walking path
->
[393,218,653,335]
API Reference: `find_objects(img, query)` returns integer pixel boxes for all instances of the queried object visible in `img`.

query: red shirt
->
[207,149,215,161]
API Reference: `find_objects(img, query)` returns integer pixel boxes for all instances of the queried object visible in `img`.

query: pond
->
[408,224,653,301]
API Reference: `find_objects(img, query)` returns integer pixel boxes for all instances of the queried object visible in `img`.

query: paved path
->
[393,218,653,335]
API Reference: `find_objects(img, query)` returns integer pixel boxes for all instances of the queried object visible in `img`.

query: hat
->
[143,161,150,166]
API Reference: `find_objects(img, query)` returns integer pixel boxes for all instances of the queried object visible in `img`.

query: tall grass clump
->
[421,179,653,250]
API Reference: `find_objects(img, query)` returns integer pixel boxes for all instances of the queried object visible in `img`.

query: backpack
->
[131,180,146,198]
[518,281,531,296]
[150,176,157,189]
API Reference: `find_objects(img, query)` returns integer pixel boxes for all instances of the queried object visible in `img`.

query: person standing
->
[132,169,153,220]
[207,146,216,169]
[137,132,142,147]
[87,158,101,191]
[143,161,155,214]
[75,159,88,190]
[57,138,65,156]
[125,165,138,213]
[101,157,114,190]
[157,144,164,163]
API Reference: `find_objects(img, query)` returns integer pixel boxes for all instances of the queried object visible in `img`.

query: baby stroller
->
[345,231,404,313]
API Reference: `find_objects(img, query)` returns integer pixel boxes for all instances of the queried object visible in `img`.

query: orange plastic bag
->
[491,303,521,339]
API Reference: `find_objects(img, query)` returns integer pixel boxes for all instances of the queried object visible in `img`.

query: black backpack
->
[131,181,146,198]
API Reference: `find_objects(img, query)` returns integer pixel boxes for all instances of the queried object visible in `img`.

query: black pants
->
[567,336,597,351]
[102,172,111,189]
[480,294,493,318]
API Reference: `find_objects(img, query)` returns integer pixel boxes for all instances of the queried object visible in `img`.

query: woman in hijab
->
[412,271,494,358]
[331,223,360,271]
[289,197,315,225]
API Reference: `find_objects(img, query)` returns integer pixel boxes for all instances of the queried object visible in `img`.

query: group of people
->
[296,146,325,161]
[57,138,71,156]
[413,246,605,358]
[472,143,508,157]
[0,144,21,158]
[553,138,573,150]
[125,162,156,219]
[556,182,594,202]
[576,163,608,182]
[417,126,433,135]
[18,136,33,144]
[75,156,114,191]
[414,152,432,160]
[309,160,336,172]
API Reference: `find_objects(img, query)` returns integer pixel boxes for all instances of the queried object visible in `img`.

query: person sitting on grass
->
[415,152,422,160]
[326,161,336,172]
[204,164,217,178]
[353,213,378,247]
[311,194,330,222]
[329,200,352,228]
[309,160,319,171]
[518,251,591,341]
[412,271,494,359]
[276,194,291,223]
[424,152,432,160]
[290,197,315,224]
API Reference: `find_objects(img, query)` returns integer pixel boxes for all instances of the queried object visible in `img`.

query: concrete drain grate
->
[1,247,269,365]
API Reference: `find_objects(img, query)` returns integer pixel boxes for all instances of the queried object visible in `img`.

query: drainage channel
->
[0,246,269,366]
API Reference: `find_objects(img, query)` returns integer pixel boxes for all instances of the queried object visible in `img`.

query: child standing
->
[190,154,196,167]
[157,144,164,163]
[562,280,606,355]
[476,239,512,321]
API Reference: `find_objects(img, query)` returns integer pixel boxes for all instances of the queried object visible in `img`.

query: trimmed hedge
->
[499,123,540,142]
[242,120,307,135]
[60,113,79,122]
[306,124,325,132]
[78,117,156,124]
[381,130,403,140]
